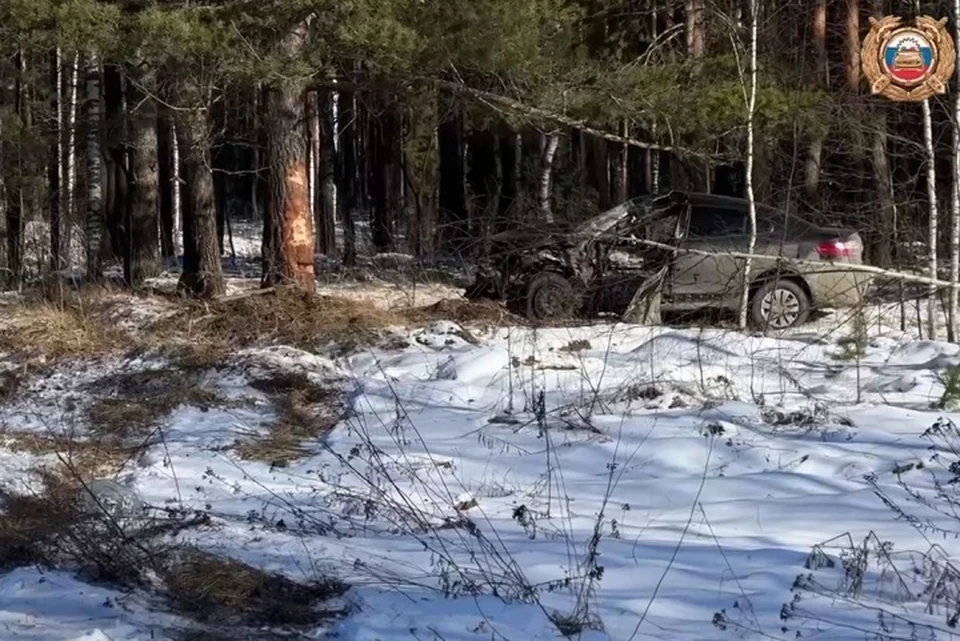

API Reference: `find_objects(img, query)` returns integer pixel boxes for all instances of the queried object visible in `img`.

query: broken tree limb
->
[627,237,960,292]
[310,74,714,160]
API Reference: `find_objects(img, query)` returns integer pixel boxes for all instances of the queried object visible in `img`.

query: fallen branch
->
[629,237,960,291]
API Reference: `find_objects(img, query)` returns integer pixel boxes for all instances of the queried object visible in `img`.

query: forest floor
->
[2,236,960,639]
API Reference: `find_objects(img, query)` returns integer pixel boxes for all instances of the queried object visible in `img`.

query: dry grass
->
[155,287,407,355]
[235,371,345,466]
[0,469,345,631]
[0,301,127,360]
[0,430,140,478]
[85,368,225,442]
[161,548,346,626]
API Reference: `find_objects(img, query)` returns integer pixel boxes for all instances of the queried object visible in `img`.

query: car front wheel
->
[750,279,810,330]
[525,272,579,322]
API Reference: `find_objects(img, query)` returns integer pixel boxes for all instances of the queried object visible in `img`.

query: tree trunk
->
[497,131,518,232]
[467,128,498,246]
[103,64,126,265]
[370,101,396,252]
[337,89,357,266]
[951,0,960,341]
[211,100,227,256]
[537,134,560,223]
[63,54,79,268]
[261,25,315,289]
[609,123,628,205]
[84,54,104,281]
[316,90,337,255]
[50,48,63,272]
[844,0,861,92]
[805,0,828,201]
[923,97,939,339]
[685,0,706,58]
[738,0,759,330]
[125,70,161,286]
[177,105,225,298]
[437,96,467,255]
[158,106,175,260]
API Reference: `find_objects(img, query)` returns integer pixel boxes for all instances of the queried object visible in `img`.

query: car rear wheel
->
[525,272,578,322]
[750,279,810,330]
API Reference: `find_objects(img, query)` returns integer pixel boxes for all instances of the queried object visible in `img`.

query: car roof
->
[665,191,750,209]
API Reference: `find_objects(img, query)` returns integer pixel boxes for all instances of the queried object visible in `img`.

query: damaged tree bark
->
[262,24,315,290]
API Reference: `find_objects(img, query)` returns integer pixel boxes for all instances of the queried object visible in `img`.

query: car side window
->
[687,206,746,239]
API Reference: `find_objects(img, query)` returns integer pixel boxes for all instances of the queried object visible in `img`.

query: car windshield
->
[573,203,632,237]
[573,194,675,238]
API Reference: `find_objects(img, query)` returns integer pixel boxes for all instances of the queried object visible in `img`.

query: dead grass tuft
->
[0,430,140,478]
[85,368,224,442]
[161,548,346,626]
[401,297,518,326]
[156,286,405,354]
[0,473,81,571]
[235,371,344,466]
[0,302,127,360]
[0,469,345,631]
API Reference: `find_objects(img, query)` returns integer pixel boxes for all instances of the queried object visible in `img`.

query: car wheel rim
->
[534,285,568,318]
[760,288,801,329]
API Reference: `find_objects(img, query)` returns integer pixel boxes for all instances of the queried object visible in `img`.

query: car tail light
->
[816,239,852,259]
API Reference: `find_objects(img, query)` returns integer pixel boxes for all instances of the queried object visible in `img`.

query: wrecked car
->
[465,191,870,330]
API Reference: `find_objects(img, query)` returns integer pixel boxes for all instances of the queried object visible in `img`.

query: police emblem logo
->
[861,15,956,102]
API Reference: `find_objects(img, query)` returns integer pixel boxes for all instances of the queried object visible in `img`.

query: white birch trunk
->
[923,97,939,340]
[537,134,560,223]
[64,53,79,269]
[737,0,759,330]
[171,122,182,257]
[950,0,960,341]
[84,53,104,280]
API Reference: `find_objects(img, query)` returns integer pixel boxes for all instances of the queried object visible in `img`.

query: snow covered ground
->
[3,294,960,640]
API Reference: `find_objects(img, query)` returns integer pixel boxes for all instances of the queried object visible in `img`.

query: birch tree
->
[84,53,104,280]
[64,53,79,267]
[49,48,63,271]
[923,99,939,339]
[737,0,759,330]
[537,133,560,223]
[950,0,960,341]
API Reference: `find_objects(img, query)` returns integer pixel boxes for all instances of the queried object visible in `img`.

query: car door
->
[670,204,749,307]
[596,210,683,314]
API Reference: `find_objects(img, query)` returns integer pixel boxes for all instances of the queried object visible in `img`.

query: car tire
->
[750,279,811,331]
[525,272,578,322]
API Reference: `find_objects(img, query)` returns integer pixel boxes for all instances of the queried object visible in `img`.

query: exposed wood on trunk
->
[262,23,315,289]
[177,104,225,298]
[125,69,161,287]
[84,54,104,280]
